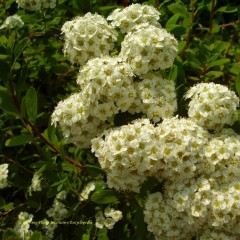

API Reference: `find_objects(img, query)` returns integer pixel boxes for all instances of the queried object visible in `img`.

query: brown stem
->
[9,80,87,173]
[124,192,142,209]
[209,0,215,35]
[0,155,33,175]
[120,0,130,6]
[219,20,240,28]
[154,0,159,9]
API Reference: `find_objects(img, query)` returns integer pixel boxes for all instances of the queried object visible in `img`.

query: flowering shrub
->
[0,0,240,240]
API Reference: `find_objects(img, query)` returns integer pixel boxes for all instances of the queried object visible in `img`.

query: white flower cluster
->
[0,163,9,189]
[95,207,122,229]
[51,92,107,148]
[156,117,209,181]
[120,24,178,75]
[185,82,239,130]
[52,3,240,238]
[107,3,161,33]
[143,125,240,239]
[77,57,136,114]
[144,171,240,239]
[29,172,42,196]
[47,190,68,221]
[14,212,33,239]
[44,191,68,238]
[79,181,95,201]
[90,81,239,238]
[129,73,177,122]
[52,4,178,147]
[62,13,118,65]
[92,117,209,192]
[51,56,137,148]
[92,119,161,192]
[0,14,24,29]
[16,0,56,11]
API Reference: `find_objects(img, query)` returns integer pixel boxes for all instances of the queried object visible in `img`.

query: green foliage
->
[0,0,239,239]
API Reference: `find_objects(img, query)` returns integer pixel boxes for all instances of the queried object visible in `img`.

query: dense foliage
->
[0,0,239,239]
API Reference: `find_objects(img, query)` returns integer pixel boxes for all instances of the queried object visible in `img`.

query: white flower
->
[95,207,122,230]
[29,172,42,195]
[47,190,68,221]
[120,24,178,75]
[0,163,9,189]
[79,181,95,201]
[185,82,239,131]
[62,13,117,65]
[107,4,161,33]
[132,73,177,122]
[91,119,161,192]
[14,212,33,239]
[0,14,24,29]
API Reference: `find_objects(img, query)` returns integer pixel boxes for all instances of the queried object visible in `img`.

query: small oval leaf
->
[5,134,33,147]
[25,87,38,122]
[90,190,121,204]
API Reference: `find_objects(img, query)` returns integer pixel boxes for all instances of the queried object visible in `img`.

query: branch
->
[220,20,240,28]
[9,80,87,174]
[209,0,215,35]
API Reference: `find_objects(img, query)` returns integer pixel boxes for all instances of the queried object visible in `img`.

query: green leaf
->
[82,234,90,240]
[90,190,121,204]
[1,202,14,211]
[0,88,18,115]
[14,38,29,62]
[16,65,28,99]
[52,63,69,74]
[2,228,20,240]
[208,58,230,68]
[25,87,38,122]
[98,5,117,12]
[217,5,238,13]
[7,31,16,54]
[132,210,146,239]
[235,74,240,95]
[5,134,33,147]
[85,164,104,178]
[30,231,43,240]
[166,25,186,36]
[205,71,224,78]
[97,228,108,240]
[166,13,181,26]
[168,3,190,17]
[72,0,91,12]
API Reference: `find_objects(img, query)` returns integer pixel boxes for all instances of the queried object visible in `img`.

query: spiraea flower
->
[0,14,24,29]
[0,163,9,189]
[14,212,33,239]
[51,92,108,148]
[79,181,95,201]
[107,3,161,33]
[128,73,177,122]
[155,117,210,181]
[77,56,136,114]
[16,0,56,11]
[29,172,42,195]
[95,207,122,230]
[92,119,162,192]
[120,23,178,75]
[43,191,68,238]
[185,82,239,131]
[62,13,118,65]
[47,190,68,221]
